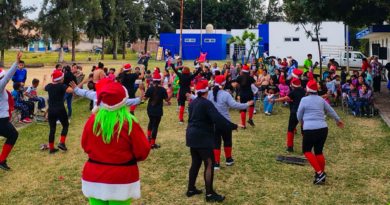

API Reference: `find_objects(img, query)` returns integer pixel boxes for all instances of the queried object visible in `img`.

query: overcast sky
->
[22,0,41,20]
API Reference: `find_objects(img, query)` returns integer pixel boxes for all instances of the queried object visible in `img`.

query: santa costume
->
[81,82,150,205]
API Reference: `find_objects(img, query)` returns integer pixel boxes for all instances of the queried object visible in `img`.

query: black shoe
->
[313,172,326,185]
[58,143,68,151]
[179,120,184,124]
[186,189,203,197]
[286,147,294,152]
[241,126,246,130]
[214,162,220,170]
[49,148,59,154]
[247,119,255,126]
[130,111,134,115]
[151,144,161,149]
[206,191,226,202]
[0,160,11,171]
[225,157,234,166]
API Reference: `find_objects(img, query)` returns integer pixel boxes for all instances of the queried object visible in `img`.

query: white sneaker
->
[56,120,61,124]
[264,111,269,115]
[40,108,46,112]
[254,109,257,114]
[68,119,71,123]
[267,112,271,116]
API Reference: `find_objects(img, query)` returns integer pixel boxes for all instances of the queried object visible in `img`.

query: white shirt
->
[204,62,211,67]
[211,67,220,74]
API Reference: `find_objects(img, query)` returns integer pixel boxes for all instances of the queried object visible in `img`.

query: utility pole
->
[179,0,184,57]
[200,0,203,51]
[346,25,350,73]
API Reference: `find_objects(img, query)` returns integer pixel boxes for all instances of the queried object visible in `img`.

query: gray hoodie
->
[0,62,18,118]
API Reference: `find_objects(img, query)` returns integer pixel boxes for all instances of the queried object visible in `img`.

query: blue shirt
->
[297,95,340,130]
[12,68,27,83]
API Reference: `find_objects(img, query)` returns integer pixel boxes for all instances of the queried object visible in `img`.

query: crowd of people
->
[11,49,390,204]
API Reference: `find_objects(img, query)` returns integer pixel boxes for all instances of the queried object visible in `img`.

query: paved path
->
[374,81,390,127]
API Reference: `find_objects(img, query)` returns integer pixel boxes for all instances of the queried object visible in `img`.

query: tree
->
[264,0,284,23]
[0,0,36,66]
[248,0,266,28]
[228,30,262,59]
[284,0,331,79]
[86,0,115,60]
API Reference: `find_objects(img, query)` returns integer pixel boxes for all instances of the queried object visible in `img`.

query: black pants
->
[214,128,232,149]
[178,92,187,107]
[48,109,69,143]
[147,115,162,140]
[89,83,96,110]
[288,111,300,132]
[302,127,328,154]
[21,101,34,117]
[373,76,381,92]
[188,148,215,195]
[0,118,19,146]
[239,93,254,112]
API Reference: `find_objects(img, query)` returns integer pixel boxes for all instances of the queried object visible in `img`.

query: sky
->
[22,0,42,20]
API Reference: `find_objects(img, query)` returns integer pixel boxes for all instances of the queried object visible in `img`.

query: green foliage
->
[104,39,123,54]
[228,30,263,47]
[264,0,284,23]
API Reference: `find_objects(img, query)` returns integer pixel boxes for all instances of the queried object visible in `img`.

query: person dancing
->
[45,70,74,154]
[297,80,344,184]
[0,51,22,170]
[81,82,150,205]
[269,78,305,152]
[236,65,262,129]
[144,70,173,149]
[119,63,144,115]
[172,64,201,124]
[186,79,243,202]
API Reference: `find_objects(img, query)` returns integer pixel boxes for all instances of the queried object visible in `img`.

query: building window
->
[292,38,300,42]
[234,44,246,57]
[184,38,196,43]
[284,38,291,42]
[286,37,299,42]
[204,38,216,43]
[320,38,328,42]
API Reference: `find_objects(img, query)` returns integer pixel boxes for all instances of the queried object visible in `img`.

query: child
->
[263,77,280,115]
[317,82,329,103]
[348,83,360,116]
[209,75,215,87]
[12,60,27,87]
[326,76,338,106]
[11,82,32,123]
[365,66,374,89]
[145,70,152,89]
[350,75,357,85]
[25,78,46,112]
[341,80,351,99]
[278,73,290,106]
[107,68,116,81]
[341,67,348,85]
[359,83,371,117]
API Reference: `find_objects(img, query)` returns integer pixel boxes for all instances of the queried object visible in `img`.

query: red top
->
[361,61,369,72]
[282,62,288,67]
[82,114,150,184]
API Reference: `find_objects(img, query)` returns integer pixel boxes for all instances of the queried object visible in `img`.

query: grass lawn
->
[0,93,389,204]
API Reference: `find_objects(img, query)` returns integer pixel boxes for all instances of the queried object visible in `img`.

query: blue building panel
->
[159,33,231,60]
[356,25,390,39]
[258,24,269,52]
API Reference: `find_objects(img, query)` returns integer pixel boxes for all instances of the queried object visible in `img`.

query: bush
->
[104,39,124,54]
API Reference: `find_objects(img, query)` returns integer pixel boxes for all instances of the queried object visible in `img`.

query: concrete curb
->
[378,107,390,128]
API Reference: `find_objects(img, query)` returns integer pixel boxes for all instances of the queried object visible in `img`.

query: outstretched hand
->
[267,98,273,103]
[69,81,77,89]
[336,121,345,129]
[16,51,22,63]
[139,89,145,99]
[247,100,254,106]
[236,124,245,131]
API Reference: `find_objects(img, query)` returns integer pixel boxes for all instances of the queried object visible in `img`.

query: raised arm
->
[71,80,97,101]
[0,51,22,90]
[171,63,181,77]
[137,65,145,79]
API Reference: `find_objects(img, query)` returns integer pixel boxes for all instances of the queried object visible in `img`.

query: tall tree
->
[0,0,36,66]
[248,0,266,28]
[264,0,284,23]
[68,0,88,61]
[86,0,115,60]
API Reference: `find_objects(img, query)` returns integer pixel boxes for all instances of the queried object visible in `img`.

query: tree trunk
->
[122,40,126,59]
[144,38,148,53]
[59,40,64,62]
[72,40,76,62]
[0,49,4,67]
[101,36,105,60]
[113,37,118,60]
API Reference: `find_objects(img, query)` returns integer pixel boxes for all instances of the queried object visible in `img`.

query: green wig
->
[93,106,138,144]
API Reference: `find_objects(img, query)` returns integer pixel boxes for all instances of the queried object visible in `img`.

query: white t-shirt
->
[211,67,220,74]
[204,62,211,67]
[26,86,37,97]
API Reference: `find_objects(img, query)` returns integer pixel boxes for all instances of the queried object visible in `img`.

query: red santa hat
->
[123,63,132,71]
[196,79,208,93]
[214,75,226,88]
[242,65,249,73]
[290,78,301,88]
[153,70,161,81]
[95,78,114,98]
[183,67,190,74]
[291,69,303,78]
[306,80,318,93]
[93,82,129,113]
[51,70,64,82]
[0,68,5,79]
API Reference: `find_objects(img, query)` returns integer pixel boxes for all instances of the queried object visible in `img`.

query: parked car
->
[54,46,69,53]
[322,51,366,69]
[95,47,103,52]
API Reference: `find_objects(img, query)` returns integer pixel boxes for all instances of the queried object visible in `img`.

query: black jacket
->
[63,72,77,87]
[172,65,201,93]
[186,97,238,148]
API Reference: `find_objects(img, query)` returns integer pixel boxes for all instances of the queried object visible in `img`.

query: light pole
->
[200,0,203,51]
[179,0,184,57]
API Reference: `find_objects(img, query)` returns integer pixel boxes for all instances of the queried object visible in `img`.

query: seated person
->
[278,73,290,106]
[358,83,372,117]
[341,80,351,99]
[326,76,338,107]
[263,77,279,115]
[11,82,32,123]
[258,69,270,91]
[348,83,360,116]
[25,78,46,112]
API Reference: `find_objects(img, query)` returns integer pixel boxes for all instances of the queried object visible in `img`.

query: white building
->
[356,25,390,64]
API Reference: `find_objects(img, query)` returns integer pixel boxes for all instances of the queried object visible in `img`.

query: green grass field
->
[0,95,389,204]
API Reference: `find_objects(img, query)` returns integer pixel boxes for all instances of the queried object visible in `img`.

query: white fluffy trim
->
[242,70,249,73]
[196,88,208,93]
[292,83,301,88]
[82,179,140,201]
[306,87,317,93]
[292,73,298,78]
[53,73,64,82]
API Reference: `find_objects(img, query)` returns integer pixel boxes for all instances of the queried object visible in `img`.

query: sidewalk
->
[374,82,390,127]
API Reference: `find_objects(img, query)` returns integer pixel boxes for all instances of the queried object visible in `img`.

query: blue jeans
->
[263,96,276,113]
[29,97,46,109]
[63,93,73,118]
[359,100,370,115]
[348,99,360,114]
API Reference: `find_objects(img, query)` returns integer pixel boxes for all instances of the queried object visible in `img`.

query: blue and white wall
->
[259,22,345,65]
